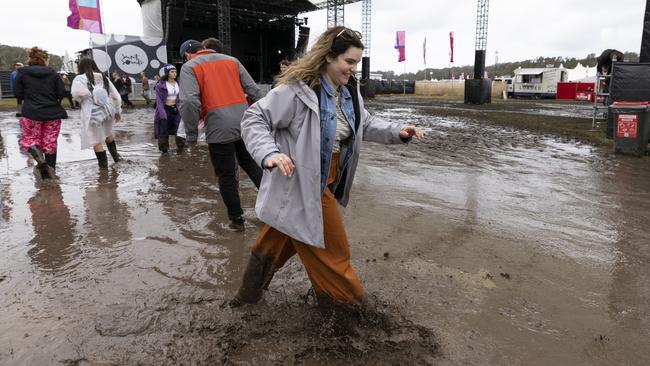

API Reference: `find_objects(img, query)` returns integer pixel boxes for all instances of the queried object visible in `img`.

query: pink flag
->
[449,31,454,63]
[67,0,103,34]
[395,31,406,62]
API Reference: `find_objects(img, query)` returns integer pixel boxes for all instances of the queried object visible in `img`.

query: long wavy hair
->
[276,26,364,88]
[77,58,109,92]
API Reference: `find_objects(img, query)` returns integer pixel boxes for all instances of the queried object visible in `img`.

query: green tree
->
[384,51,640,80]
[0,44,63,71]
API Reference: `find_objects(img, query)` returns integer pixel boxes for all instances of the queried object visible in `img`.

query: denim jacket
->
[319,75,356,194]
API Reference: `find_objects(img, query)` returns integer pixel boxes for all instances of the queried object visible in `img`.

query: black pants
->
[121,93,133,107]
[208,140,263,220]
[159,105,180,139]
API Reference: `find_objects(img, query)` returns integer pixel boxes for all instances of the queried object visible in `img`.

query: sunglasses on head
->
[335,28,362,40]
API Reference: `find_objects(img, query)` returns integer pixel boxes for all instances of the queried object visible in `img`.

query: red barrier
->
[557,82,596,101]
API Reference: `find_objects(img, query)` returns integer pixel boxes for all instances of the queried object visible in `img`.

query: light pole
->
[494,49,498,78]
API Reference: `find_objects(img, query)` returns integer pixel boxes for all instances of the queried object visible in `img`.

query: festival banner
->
[90,33,167,79]
[67,0,103,34]
[395,31,406,62]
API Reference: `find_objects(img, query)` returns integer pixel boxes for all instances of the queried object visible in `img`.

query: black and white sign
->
[91,33,167,79]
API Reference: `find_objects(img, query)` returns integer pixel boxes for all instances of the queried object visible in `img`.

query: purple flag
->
[395,31,405,62]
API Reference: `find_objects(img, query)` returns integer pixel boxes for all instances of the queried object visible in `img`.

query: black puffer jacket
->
[14,65,68,121]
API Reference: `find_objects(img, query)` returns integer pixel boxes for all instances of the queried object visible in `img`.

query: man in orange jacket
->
[178,39,263,232]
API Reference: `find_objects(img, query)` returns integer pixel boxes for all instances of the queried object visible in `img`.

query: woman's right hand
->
[114,113,121,123]
[264,153,295,177]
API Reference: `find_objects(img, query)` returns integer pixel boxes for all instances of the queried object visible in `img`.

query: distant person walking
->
[10,62,24,117]
[60,73,77,109]
[201,37,224,53]
[71,58,123,169]
[113,72,134,108]
[14,47,68,179]
[178,39,263,231]
[271,59,291,88]
[154,64,184,153]
[140,72,151,105]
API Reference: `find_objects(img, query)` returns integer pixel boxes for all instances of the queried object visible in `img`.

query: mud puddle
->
[2,98,650,365]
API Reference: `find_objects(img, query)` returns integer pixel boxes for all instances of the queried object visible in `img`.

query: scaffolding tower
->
[474,0,489,51]
[314,0,361,27]
[362,0,371,57]
[465,0,491,104]
[217,0,231,54]
[327,0,345,26]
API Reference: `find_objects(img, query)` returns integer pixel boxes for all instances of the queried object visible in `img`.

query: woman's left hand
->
[399,125,425,140]
[114,113,121,123]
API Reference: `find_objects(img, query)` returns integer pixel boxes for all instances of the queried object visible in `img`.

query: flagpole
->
[97,0,111,77]
[402,60,406,95]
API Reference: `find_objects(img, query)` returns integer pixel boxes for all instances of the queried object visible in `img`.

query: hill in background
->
[0,44,63,71]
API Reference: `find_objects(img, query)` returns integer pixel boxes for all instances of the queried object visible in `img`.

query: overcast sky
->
[0,0,644,73]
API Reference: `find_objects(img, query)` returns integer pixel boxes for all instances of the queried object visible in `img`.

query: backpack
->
[87,78,116,126]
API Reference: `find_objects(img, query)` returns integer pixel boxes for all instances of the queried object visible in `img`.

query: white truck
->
[512,66,568,99]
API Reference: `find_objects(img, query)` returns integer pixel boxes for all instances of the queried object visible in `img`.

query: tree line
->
[376,52,640,81]
[0,44,63,71]
[1,42,639,82]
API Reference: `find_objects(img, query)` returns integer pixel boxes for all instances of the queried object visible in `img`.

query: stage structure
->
[137,0,317,83]
[464,0,492,104]
[361,0,372,78]
[137,0,372,84]
[313,0,361,27]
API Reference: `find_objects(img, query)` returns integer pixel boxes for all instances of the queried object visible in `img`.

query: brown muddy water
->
[1,98,649,365]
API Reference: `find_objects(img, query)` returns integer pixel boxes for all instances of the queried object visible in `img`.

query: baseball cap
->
[14,62,24,67]
[179,40,202,58]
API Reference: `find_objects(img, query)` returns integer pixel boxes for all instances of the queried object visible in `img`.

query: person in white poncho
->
[71,58,123,169]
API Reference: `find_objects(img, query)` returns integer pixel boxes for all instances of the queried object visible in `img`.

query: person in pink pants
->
[14,47,67,179]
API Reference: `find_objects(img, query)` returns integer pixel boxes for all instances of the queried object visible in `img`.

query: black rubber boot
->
[175,135,186,153]
[158,119,169,153]
[158,138,169,153]
[230,252,276,307]
[44,153,57,173]
[95,151,108,169]
[228,216,245,232]
[28,145,51,179]
[106,140,121,163]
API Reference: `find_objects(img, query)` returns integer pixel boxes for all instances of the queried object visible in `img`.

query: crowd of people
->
[10,27,424,333]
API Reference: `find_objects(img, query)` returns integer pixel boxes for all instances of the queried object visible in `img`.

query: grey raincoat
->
[241,79,408,248]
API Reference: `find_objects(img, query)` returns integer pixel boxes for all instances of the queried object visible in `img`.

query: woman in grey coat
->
[233,26,424,329]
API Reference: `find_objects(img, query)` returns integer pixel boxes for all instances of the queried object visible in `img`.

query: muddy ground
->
[1,97,649,365]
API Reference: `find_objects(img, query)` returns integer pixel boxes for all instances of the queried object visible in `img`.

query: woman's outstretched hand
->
[264,153,295,177]
[399,125,425,140]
